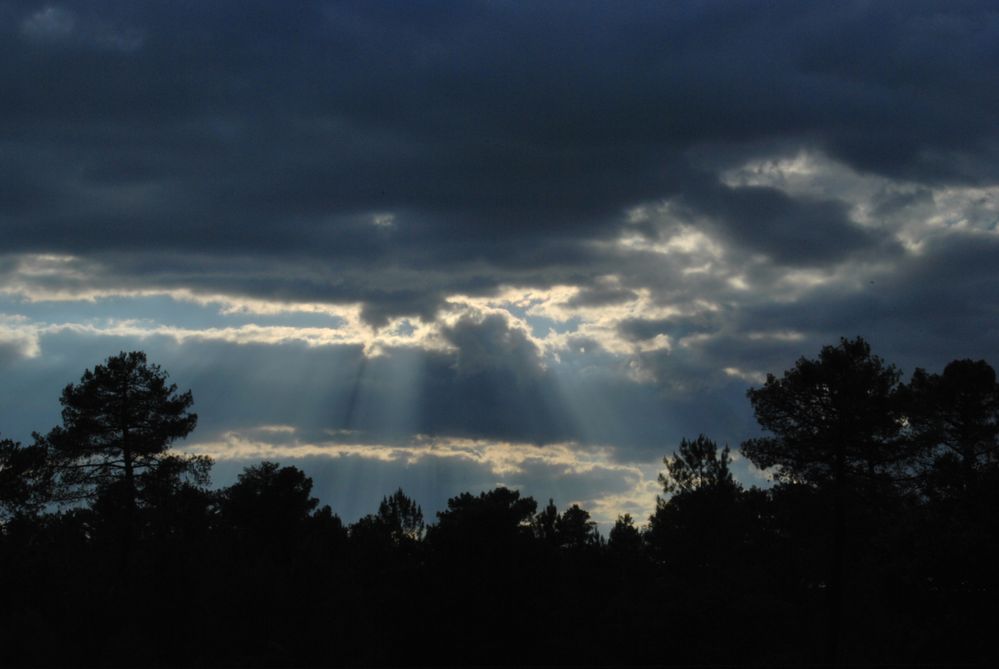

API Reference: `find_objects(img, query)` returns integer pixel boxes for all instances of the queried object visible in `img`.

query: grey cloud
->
[359,289,442,328]
[566,285,639,309]
[421,315,573,443]
[698,185,893,265]
[618,312,723,343]
[443,314,542,379]
[703,232,999,386]
[3,0,998,321]
[0,339,29,367]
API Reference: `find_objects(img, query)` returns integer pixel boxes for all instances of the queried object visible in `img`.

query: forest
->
[1,337,997,666]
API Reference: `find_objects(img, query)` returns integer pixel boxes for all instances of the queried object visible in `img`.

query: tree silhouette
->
[648,434,744,571]
[114,453,213,542]
[530,498,600,549]
[556,503,600,549]
[742,338,905,487]
[375,487,425,543]
[741,337,906,664]
[0,436,51,520]
[901,359,999,634]
[904,359,999,497]
[659,434,736,495]
[607,513,643,554]
[219,461,320,546]
[429,487,537,554]
[4,343,999,667]
[532,497,560,545]
[349,488,424,557]
[41,351,199,513]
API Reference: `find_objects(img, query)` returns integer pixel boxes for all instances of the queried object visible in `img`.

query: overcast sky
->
[3,0,999,525]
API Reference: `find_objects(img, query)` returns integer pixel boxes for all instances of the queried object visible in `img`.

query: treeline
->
[1,339,997,666]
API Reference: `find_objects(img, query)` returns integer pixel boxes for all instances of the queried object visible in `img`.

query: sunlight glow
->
[615,226,724,259]
[183,429,662,527]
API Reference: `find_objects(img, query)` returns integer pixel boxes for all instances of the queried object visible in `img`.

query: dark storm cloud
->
[736,232,999,373]
[566,285,639,308]
[4,0,999,320]
[692,184,897,265]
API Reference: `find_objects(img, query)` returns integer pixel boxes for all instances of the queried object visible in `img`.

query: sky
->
[3,1,999,527]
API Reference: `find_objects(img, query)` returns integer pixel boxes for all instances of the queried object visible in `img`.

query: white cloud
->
[722,366,766,384]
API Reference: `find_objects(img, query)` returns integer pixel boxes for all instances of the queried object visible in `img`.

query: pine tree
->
[41,351,200,515]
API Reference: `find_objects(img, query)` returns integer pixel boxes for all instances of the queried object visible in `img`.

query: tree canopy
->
[429,487,537,554]
[904,358,999,493]
[742,337,905,488]
[658,434,736,495]
[41,351,200,510]
[0,437,50,520]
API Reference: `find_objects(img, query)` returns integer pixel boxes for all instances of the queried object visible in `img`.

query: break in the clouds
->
[3,1,999,525]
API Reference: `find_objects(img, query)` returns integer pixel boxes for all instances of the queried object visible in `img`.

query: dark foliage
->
[39,351,201,510]
[2,341,998,666]
[0,437,50,519]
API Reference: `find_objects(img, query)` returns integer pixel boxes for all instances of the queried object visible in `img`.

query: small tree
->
[351,488,425,548]
[531,499,601,549]
[607,514,643,554]
[41,351,200,516]
[649,435,743,569]
[532,498,559,544]
[219,461,319,538]
[556,503,600,549]
[376,488,425,543]
[217,461,331,563]
[429,487,537,554]
[658,434,736,496]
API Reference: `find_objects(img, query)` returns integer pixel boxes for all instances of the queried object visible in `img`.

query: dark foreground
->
[1,339,997,666]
